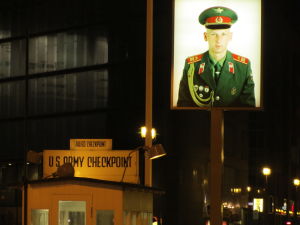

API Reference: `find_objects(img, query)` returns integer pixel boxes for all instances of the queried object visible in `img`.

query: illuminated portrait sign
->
[171,0,262,110]
[253,198,264,212]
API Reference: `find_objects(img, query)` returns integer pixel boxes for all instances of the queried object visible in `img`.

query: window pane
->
[0,81,25,118]
[31,209,49,225]
[0,40,26,78]
[0,8,26,39]
[59,201,86,225]
[0,10,11,39]
[124,211,152,225]
[28,70,108,115]
[28,1,90,33]
[29,29,108,74]
[96,210,114,225]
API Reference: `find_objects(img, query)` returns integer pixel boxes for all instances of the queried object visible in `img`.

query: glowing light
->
[293,178,300,187]
[151,128,156,139]
[141,126,147,137]
[262,167,271,176]
[231,188,241,193]
[253,198,264,212]
[140,126,156,139]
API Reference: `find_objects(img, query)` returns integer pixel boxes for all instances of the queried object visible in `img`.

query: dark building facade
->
[0,0,299,225]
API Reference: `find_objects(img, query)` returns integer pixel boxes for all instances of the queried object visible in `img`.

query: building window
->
[0,81,25,118]
[123,211,152,225]
[0,40,26,78]
[28,28,108,74]
[59,201,86,225]
[96,210,114,225]
[28,70,108,115]
[31,209,49,225]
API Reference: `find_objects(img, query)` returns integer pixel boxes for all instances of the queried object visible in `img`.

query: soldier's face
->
[204,29,232,55]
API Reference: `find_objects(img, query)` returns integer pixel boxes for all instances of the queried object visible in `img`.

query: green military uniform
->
[177,51,255,107]
[177,6,255,107]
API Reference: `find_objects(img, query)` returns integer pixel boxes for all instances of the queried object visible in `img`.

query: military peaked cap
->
[199,6,238,29]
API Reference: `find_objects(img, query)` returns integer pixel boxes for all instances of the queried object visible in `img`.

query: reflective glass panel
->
[123,211,152,225]
[31,209,49,225]
[0,81,25,118]
[0,40,26,78]
[96,210,114,225]
[28,70,108,115]
[0,8,26,39]
[28,29,108,74]
[59,201,86,225]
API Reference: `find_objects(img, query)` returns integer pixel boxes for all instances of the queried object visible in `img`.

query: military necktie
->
[214,62,222,84]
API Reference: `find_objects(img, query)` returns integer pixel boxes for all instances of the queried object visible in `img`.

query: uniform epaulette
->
[232,53,249,64]
[186,54,203,64]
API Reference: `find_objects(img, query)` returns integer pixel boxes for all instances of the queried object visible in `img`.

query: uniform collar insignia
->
[198,63,205,74]
[228,62,234,74]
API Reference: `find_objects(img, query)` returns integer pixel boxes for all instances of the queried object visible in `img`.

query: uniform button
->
[215,96,220,101]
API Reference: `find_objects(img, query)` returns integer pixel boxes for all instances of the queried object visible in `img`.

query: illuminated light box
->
[171,0,262,110]
[253,198,264,212]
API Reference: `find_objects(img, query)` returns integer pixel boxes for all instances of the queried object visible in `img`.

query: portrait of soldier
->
[177,6,256,107]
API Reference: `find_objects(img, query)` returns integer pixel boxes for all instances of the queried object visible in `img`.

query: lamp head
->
[262,167,271,176]
[294,178,300,187]
[148,144,166,159]
[137,144,166,160]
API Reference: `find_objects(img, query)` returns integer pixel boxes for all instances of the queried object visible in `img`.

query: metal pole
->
[295,187,298,223]
[210,108,224,225]
[145,0,153,187]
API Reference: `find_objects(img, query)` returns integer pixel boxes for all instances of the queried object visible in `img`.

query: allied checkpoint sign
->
[70,139,113,151]
[171,0,262,110]
[43,150,139,183]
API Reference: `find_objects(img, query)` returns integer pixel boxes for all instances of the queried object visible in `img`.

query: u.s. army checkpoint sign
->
[43,150,139,183]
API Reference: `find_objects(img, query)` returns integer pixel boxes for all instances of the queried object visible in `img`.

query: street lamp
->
[262,167,271,187]
[246,186,252,192]
[262,167,272,214]
[293,178,300,188]
[294,178,300,223]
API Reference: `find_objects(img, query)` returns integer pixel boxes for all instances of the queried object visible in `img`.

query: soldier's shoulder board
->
[186,54,203,64]
[232,53,249,64]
